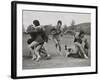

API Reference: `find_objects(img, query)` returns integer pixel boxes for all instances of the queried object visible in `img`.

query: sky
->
[23,10,91,30]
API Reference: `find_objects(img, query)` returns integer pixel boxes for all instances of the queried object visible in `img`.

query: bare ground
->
[22,34,91,69]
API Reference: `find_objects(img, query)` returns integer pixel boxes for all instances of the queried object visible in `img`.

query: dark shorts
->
[27,38,34,44]
[53,34,60,41]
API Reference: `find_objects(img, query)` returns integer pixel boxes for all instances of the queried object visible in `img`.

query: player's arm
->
[34,26,43,32]
[26,24,37,34]
[50,27,57,35]
[83,36,89,49]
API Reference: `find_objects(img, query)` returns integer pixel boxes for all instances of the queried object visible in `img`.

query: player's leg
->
[67,45,80,58]
[29,41,38,48]
[34,44,42,61]
[40,44,51,59]
[58,41,61,52]
[57,35,62,55]
[54,38,61,55]
[28,47,37,60]
[28,41,38,60]
[54,38,58,48]
[75,42,88,59]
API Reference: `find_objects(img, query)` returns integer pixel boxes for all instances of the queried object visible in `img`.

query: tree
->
[63,24,68,32]
[70,20,76,30]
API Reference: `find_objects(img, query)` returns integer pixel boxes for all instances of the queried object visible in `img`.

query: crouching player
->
[66,30,89,59]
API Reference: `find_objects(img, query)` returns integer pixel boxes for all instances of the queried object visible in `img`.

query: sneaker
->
[45,54,51,60]
[31,55,37,60]
[84,55,88,59]
[35,56,41,62]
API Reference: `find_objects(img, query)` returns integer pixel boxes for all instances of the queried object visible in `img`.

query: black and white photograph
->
[22,10,91,69]
[11,1,97,79]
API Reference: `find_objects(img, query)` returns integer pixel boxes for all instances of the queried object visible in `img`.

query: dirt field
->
[22,34,91,69]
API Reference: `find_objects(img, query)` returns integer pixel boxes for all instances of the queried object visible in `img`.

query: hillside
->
[23,23,91,35]
[68,23,91,34]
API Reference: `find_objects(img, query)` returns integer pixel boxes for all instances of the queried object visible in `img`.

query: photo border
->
[11,1,98,79]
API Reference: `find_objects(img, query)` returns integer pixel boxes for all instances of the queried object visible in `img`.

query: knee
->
[75,43,82,49]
